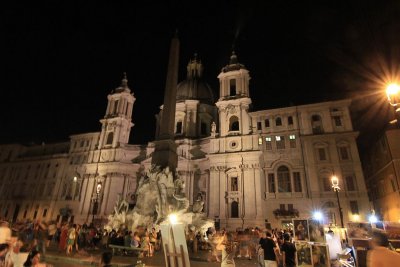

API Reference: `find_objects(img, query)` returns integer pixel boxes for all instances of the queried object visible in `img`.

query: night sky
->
[2,1,400,148]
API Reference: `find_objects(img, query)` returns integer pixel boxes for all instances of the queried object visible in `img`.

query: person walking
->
[221,233,236,267]
[280,233,296,267]
[367,230,400,267]
[259,231,280,267]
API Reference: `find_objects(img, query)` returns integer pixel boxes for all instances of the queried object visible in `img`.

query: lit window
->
[258,137,263,145]
[289,136,296,148]
[276,136,285,149]
[265,137,272,150]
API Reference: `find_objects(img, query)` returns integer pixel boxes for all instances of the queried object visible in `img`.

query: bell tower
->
[216,51,252,137]
[98,73,135,149]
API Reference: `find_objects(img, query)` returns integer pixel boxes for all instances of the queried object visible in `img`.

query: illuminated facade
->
[0,53,369,229]
[362,128,400,222]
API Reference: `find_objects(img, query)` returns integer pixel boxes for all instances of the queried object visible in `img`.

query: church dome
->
[176,54,214,105]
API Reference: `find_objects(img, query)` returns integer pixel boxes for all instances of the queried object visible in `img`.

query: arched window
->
[229,116,239,131]
[231,201,239,218]
[311,115,324,134]
[275,117,282,126]
[106,132,114,145]
[277,166,291,192]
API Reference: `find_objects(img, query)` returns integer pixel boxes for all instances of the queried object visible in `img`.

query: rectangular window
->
[333,116,342,126]
[293,172,302,192]
[265,137,272,150]
[268,173,275,193]
[350,200,359,214]
[318,148,327,161]
[288,116,293,125]
[280,204,285,211]
[258,137,263,145]
[42,209,48,217]
[288,204,294,211]
[289,135,296,148]
[265,119,270,128]
[339,147,349,160]
[257,122,262,130]
[230,79,236,96]
[322,177,331,191]
[346,176,356,191]
[276,136,285,149]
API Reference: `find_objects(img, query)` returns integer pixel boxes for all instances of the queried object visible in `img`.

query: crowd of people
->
[1,217,400,267]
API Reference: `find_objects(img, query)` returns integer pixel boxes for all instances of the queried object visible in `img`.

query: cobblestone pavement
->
[44,247,261,267]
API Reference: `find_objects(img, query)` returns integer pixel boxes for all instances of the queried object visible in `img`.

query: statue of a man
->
[211,121,216,137]
[192,193,204,213]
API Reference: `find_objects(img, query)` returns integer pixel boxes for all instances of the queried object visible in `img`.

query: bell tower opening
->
[230,79,236,96]
[229,116,239,131]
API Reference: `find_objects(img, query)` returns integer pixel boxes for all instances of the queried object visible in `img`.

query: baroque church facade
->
[0,52,369,230]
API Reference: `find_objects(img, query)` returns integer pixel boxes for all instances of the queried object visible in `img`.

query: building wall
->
[363,129,400,222]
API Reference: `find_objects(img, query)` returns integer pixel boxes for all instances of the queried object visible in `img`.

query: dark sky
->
[2,1,400,146]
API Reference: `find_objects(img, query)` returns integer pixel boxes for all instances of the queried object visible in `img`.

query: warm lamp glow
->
[331,175,339,187]
[352,214,360,222]
[168,213,178,224]
[369,214,378,223]
[387,83,400,96]
[386,83,400,106]
[73,176,77,182]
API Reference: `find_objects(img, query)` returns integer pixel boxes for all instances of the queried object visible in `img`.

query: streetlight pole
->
[331,176,344,228]
[92,182,102,223]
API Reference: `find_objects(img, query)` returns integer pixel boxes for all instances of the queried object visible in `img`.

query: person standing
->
[66,224,76,256]
[259,231,280,267]
[367,231,400,267]
[280,233,296,267]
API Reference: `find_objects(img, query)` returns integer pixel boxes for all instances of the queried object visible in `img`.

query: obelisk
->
[151,32,179,171]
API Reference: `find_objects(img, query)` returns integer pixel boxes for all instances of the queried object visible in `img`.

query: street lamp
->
[386,82,400,127]
[331,175,344,229]
[92,182,102,222]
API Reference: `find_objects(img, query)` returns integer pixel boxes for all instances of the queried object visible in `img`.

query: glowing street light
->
[386,82,400,127]
[73,176,77,182]
[369,214,378,224]
[313,211,323,221]
[386,83,400,106]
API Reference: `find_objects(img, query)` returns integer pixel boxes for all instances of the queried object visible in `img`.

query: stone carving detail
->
[105,164,213,234]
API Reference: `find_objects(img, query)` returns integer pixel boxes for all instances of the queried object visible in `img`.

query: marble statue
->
[105,164,214,235]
